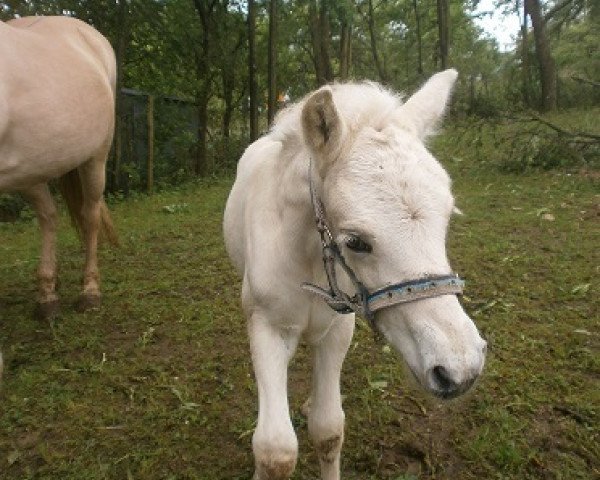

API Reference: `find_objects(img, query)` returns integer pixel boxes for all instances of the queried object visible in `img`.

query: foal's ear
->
[399,69,458,139]
[301,87,345,177]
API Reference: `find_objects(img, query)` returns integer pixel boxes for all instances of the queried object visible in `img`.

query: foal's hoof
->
[254,457,297,480]
[75,294,101,312]
[34,300,60,321]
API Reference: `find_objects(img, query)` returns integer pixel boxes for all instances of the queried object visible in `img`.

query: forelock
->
[271,82,404,146]
[328,139,454,224]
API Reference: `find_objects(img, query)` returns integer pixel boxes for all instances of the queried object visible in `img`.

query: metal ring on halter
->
[301,159,465,336]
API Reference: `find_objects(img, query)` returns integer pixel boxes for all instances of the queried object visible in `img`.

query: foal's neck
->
[278,151,323,265]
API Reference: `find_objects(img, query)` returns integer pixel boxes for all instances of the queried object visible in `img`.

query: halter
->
[301,161,465,334]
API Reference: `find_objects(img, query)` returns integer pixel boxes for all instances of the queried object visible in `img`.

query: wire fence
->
[0,89,202,221]
[107,89,199,195]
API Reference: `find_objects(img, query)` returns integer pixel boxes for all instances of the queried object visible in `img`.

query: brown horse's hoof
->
[75,294,101,312]
[34,299,60,321]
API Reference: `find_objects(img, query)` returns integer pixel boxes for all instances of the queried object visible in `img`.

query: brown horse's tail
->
[57,169,119,247]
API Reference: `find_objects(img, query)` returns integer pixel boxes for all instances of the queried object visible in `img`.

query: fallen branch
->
[528,113,600,142]
[502,112,600,143]
[570,75,600,88]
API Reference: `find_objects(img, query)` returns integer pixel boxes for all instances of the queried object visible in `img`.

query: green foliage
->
[438,108,600,173]
[1,0,598,192]
[0,194,28,222]
[507,0,600,110]
[501,135,584,172]
[553,19,600,107]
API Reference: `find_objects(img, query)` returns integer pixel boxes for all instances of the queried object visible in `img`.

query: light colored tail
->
[57,169,119,247]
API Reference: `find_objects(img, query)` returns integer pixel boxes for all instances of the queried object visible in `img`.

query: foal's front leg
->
[308,314,354,480]
[250,313,300,480]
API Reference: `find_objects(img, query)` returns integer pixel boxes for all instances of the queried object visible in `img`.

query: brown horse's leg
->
[74,153,108,312]
[21,184,60,319]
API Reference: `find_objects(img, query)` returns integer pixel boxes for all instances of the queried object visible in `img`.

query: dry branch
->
[503,112,600,144]
[571,75,600,88]
[527,113,600,142]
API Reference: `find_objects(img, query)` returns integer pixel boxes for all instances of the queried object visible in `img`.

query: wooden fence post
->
[147,94,155,193]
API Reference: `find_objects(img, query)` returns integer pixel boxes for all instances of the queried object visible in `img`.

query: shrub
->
[0,194,28,222]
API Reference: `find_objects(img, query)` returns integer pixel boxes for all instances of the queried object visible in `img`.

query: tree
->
[267,0,278,125]
[248,0,259,141]
[338,22,351,80]
[525,0,557,110]
[517,0,533,106]
[112,0,130,191]
[219,11,245,139]
[7,0,591,187]
[192,0,219,175]
[437,0,450,69]
[412,0,423,75]
[336,1,353,80]
[309,0,334,85]
[367,0,387,82]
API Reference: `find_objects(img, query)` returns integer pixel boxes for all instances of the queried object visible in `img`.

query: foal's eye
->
[345,235,372,253]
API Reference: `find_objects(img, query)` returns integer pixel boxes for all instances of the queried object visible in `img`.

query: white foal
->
[223,70,487,480]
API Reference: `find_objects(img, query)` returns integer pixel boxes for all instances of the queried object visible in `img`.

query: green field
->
[0,129,598,479]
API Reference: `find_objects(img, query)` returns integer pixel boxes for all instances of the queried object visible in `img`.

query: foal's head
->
[301,70,486,399]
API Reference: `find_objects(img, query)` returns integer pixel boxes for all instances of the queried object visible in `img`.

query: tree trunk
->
[192,0,215,176]
[267,0,278,126]
[525,0,557,111]
[436,0,449,70]
[248,0,259,140]
[319,0,333,82]
[309,0,333,86]
[222,31,244,139]
[112,0,129,192]
[222,68,234,139]
[367,0,387,83]
[339,20,351,80]
[309,0,324,84]
[146,95,154,193]
[412,0,423,75]
[195,73,211,176]
[520,1,531,106]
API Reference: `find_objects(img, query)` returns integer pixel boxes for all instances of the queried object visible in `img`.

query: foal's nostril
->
[431,365,457,392]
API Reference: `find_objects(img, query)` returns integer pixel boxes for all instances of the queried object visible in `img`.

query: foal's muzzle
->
[428,365,476,399]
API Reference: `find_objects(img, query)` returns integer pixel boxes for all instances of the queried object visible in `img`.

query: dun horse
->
[224,70,487,480]
[0,16,117,319]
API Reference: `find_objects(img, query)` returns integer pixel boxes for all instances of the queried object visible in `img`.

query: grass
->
[0,122,598,479]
